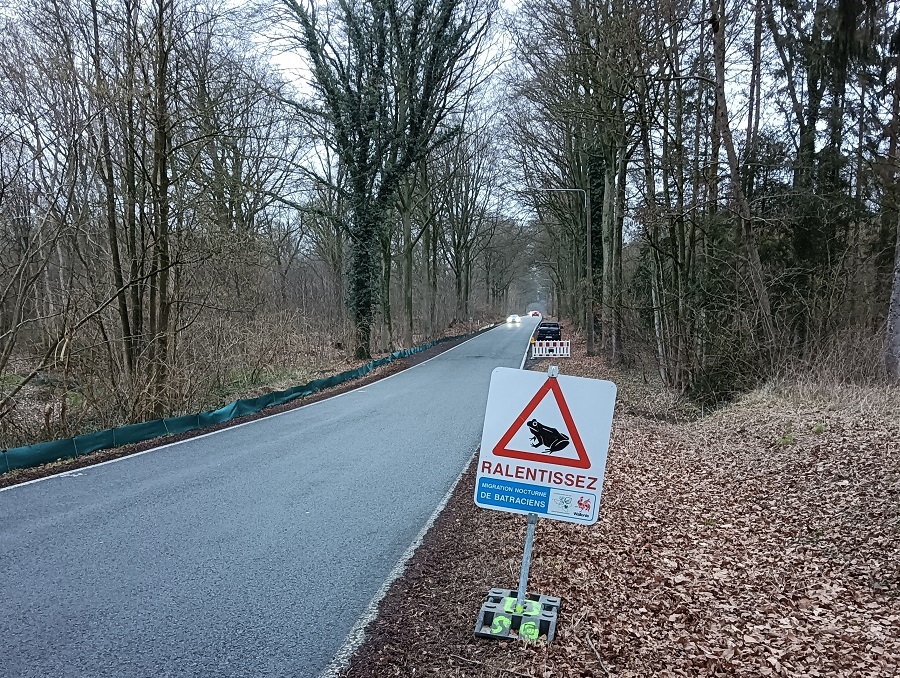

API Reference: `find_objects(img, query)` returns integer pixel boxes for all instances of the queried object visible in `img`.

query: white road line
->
[2,321,537,676]
[519,315,538,369]
[317,453,476,678]
[317,323,536,677]
[1,324,518,493]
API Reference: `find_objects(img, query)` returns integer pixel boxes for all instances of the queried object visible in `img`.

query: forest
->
[513,0,900,399]
[1,0,898,448]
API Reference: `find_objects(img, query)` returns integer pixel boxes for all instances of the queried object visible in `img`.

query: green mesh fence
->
[1,333,469,475]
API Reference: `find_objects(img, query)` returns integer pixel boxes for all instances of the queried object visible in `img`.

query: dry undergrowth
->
[1,318,495,450]
[0,325,491,488]
[343,337,900,677]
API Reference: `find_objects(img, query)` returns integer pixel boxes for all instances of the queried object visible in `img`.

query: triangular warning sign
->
[493,378,590,469]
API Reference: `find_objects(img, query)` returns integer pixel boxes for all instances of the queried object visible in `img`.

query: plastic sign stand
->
[473,366,617,644]
[473,588,560,641]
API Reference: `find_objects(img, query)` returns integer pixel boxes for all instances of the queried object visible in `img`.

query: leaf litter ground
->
[340,338,900,677]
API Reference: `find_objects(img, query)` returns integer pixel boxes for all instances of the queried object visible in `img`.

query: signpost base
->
[473,588,560,642]
[474,512,560,643]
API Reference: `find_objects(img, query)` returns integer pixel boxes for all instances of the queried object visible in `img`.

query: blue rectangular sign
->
[476,476,598,522]
[476,477,550,513]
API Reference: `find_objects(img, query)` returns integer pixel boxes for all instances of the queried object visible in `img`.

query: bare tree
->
[886,27,900,381]
[710,0,775,346]
[281,0,493,358]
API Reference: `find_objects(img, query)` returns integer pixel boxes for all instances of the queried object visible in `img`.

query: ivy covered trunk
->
[349,204,382,360]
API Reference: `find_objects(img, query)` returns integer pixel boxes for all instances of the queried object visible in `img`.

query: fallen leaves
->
[341,338,900,677]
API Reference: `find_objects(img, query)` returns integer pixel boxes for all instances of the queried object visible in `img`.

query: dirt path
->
[339,341,900,677]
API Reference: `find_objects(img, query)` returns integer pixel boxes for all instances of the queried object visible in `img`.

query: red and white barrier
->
[531,340,571,358]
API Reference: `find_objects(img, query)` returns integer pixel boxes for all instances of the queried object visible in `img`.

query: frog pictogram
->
[527,419,570,453]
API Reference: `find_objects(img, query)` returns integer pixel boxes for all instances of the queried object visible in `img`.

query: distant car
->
[535,321,561,341]
[529,311,541,317]
[506,314,521,324]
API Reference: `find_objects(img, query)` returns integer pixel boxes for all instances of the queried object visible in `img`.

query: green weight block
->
[473,588,560,643]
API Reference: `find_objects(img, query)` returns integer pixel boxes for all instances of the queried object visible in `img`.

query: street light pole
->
[536,187,595,356]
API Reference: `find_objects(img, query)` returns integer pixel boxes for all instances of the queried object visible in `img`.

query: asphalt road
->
[0,318,537,678]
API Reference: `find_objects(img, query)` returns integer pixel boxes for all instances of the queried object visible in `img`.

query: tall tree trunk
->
[349,202,379,359]
[743,0,762,199]
[585,179,595,355]
[454,251,465,320]
[380,225,394,351]
[151,0,172,414]
[614,141,626,360]
[640,93,670,385]
[402,209,413,346]
[397,176,416,347]
[464,252,472,318]
[429,199,439,338]
[90,0,133,377]
[711,3,776,347]
[125,0,142,355]
[887,214,900,380]
[423,217,433,339]
[601,158,614,355]
[886,51,900,381]
[691,0,708,369]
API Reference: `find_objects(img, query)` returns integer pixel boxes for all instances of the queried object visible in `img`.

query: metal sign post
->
[473,364,616,643]
[514,370,553,617]
[515,512,539,610]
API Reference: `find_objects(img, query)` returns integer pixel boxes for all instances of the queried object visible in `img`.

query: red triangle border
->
[492,378,590,469]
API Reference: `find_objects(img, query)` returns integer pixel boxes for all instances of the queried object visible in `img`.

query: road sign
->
[474,367,616,525]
